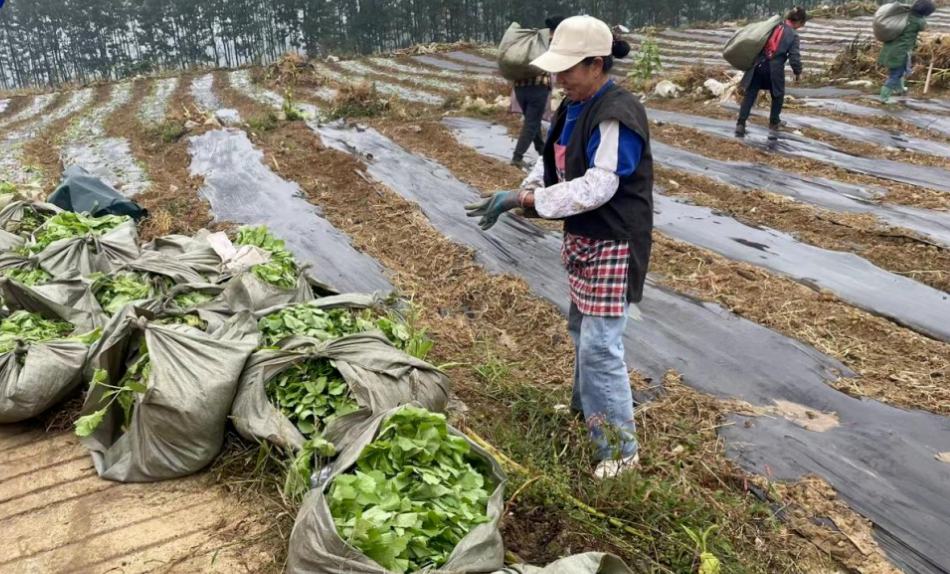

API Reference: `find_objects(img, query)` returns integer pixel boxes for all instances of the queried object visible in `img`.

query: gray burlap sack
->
[220,269,314,313]
[286,406,506,574]
[155,282,233,332]
[874,2,912,42]
[495,554,636,574]
[34,218,140,278]
[0,275,105,332]
[142,231,222,278]
[722,15,782,70]
[91,251,215,317]
[78,308,257,482]
[0,200,62,236]
[498,23,551,81]
[231,332,450,452]
[0,229,25,253]
[0,284,102,423]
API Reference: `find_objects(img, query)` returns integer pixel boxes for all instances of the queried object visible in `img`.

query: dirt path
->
[0,424,279,573]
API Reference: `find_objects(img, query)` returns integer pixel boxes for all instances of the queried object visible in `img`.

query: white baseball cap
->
[531,15,613,73]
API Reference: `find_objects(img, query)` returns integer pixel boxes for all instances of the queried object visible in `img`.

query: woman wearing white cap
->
[466,15,652,479]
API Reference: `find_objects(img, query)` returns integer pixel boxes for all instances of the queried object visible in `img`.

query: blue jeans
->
[568,302,638,461]
[885,54,911,90]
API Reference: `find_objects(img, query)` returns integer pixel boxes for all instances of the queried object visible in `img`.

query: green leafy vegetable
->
[172,290,214,310]
[155,313,208,330]
[268,359,360,436]
[74,345,150,437]
[235,225,299,289]
[0,310,75,354]
[328,406,492,573]
[3,266,52,286]
[259,302,432,358]
[285,435,337,502]
[28,212,129,253]
[92,271,165,315]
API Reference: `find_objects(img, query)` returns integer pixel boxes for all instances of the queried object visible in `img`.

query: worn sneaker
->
[593,452,640,480]
[734,122,747,138]
[767,123,781,140]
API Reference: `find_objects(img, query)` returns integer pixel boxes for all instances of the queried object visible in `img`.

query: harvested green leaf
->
[74,347,151,437]
[285,435,338,502]
[268,359,360,436]
[235,225,299,289]
[0,310,74,354]
[172,290,214,310]
[92,271,163,315]
[28,212,128,253]
[328,406,492,573]
[3,266,52,286]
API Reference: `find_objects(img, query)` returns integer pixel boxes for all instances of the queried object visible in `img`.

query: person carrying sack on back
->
[510,16,564,168]
[735,7,807,139]
[466,16,651,480]
[879,0,936,103]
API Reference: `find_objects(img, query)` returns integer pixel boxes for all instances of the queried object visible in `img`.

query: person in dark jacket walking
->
[466,16,652,480]
[510,16,564,168]
[735,6,807,139]
[879,0,935,103]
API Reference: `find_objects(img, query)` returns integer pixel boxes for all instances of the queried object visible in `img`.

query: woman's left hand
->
[464,191,522,230]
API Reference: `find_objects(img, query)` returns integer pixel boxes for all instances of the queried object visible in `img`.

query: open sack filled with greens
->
[287,405,505,574]
[89,252,211,316]
[24,212,140,277]
[0,284,102,423]
[152,283,233,333]
[0,199,61,237]
[215,225,316,312]
[233,295,448,484]
[0,273,105,330]
[75,308,257,482]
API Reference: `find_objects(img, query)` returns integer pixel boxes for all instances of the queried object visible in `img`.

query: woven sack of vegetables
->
[287,405,506,574]
[27,212,140,277]
[0,274,105,331]
[0,283,102,423]
[141,231,223,278]
[75,308,257,481]
[89,251,213,317]
[154,282,234,332]
[0,199,62,237]
[233,294,447,450]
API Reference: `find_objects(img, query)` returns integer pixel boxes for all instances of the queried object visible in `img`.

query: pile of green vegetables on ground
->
[24,212,128,254]
[328,406,492,573]
[235,225,300,289]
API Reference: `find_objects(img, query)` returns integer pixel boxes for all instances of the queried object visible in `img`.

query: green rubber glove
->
[464,191,522,231]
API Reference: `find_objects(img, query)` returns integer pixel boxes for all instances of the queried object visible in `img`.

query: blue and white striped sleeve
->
[534,120,644,219]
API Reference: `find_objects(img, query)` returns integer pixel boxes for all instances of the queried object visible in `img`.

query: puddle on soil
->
[61,83,149,198]
[138,77,179,126]
[722,100,950,158]
[650,108,950,192]
[317,119,950,572]
[187,128,391,293]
